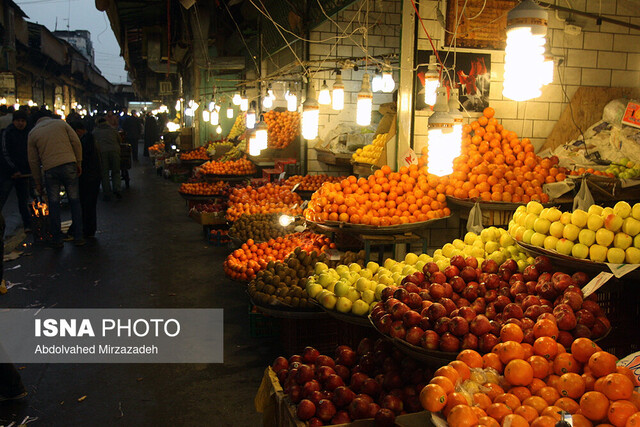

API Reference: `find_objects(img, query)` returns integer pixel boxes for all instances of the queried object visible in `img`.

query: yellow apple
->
[555,238,574,255]
[606,247,626,264]
[595,228,615,246]
[546,207,562,222]
[589,244,608,262]
[534,218,552,234]
[571,209,588,228]
[613,201,632,218]
[587,214,604,231]
[601,207,614,217]
[588,205,604,216]
[625,247,640,264]
[543,235,559,250]
[525,213,538,230]
[578,229,596,246]
[549,221,564,238]
[527,201,543,215]
[563,224,581,241]
[522,229,535,244]
[622,217,640,236]
[572,243,589,259]
[604,214,623,232]
[632,203,640,220]
[613,232,633,250]
[560,212,572,225]
[531,232,546,247]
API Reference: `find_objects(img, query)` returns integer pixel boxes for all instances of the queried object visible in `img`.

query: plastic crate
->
[249,304,281,338]
[594,278,640,358]
[280,318,340,356]
[207,229,231,246]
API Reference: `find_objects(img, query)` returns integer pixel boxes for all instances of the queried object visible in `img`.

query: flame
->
[31,201,49,217]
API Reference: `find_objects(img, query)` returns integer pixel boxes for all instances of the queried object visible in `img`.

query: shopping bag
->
[573,177,595,212]
[467,201,484,234]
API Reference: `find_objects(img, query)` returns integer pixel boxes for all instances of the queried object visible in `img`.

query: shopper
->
[27,110,84,247]
[65,108,81,124]
[93,117,121,201]
[0,106,13,130]
[143,112,159,158]
[0,212,28,401]
[122,109,141,162]
[69,122,101,238]
[106,110,118,129]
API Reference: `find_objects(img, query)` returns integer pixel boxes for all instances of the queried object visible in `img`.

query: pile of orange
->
[420,331,639,427]
[569,168,615,178]
[179,181,228,195]
[180,146,210,161]
[226,183,303,221]
[223,232,334,281]
[284,175,346,192]
[445,107,569,203]
[148,143,165,155]
[263,110,300,149]
[304,164,450,226]
[199,157,256,175]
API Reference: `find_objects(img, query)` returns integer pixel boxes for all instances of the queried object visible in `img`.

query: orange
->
[505,360,534,386]
[446,392,471,416]
[554,353,581,375]
[473,407,488,419]
[501,324,524,343]
[533,319,559,339]
[630,391,640,410]
[458,349,484,368]
[487,403,513,423]
[625,413,640,427]
[584,372,598,392]
[484,107,495,118]
[430,376,456,395]
[499,341,526,365]
[580,391,610,422]
[617,367,637,386]
[555,397,581,414]
[449,361,472,381]
[531,416,557,427]
[480,416,501,427]
[448,404,479,427]
[511,387,533,402]
[557,373,586,399]
[574,414,595,427]
[484,352,504,372]
[533,337,558,360]
[572,338,599,363]
[516,406,540,423]
[495,393,522,411]
[420,384,448,412]
[601,373,634,401]
[608,401,638,427]
[474,393,493,410]
[485,383,506,400]
[537,386,561,405]
[589,352,618,378]
[529,355,552,379]
[529,379,547,395]
[541,406,563,421]
[503,414,530,427]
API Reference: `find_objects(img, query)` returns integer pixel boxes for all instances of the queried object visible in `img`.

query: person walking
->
[0,106,14,131]
[93,117,121,201]
[27,110,84,248]
[122,109,141,162]
[143,112,159,158]
[69,122,101,238]
[0,110,32,231]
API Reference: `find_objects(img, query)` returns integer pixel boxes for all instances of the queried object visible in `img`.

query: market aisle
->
[0,162,279,425]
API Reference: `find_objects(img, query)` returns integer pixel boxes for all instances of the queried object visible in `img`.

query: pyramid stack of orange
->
[199,157,256,175]
[446,107,568,204]
[226,183,303,221]
[419,331,640,427]
[304,164,451,226]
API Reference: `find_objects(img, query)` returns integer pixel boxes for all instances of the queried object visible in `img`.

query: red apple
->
[522,295,542,310]
[461,333,479,350]
[389,320,406,339]
[495,296,511,312]
[555,310,577,331]
[484,289,498,302]
[429,283,445,300]
[325,374,345,391]
[375,408,396,426]
[381,286,398,301]
[381,394,403,414]
[309,390,324,405]
[421,330,439,350]
[451,255,467,270]
[405,326,425,346]
[434,317,451,334]
[557,330,574,348]
[296,364,315,385]
[391,302,410,321]
[404,283,421,295]
[460,266,478,282]
[317,399,337,422]
[336,348,356,367]
[521,317,535,330]
[484,273,501,289]
[481,259,499,274]
[469,314,492,336]
[576,309,595,328]
[272,356,289,374]
[574,324,592,338]
[458,306,477,322]
[503,303,524,319]
[440,332,460,352]
[315,355,336,369]
[424,262,439,276]
[297,399,316,420]
[479,333,499,353]
[361,378,381,397]
[431,271,447,284]
[308,417,323,426]
[581,300,603,317]
[384,297,401,312]
[355,394,374,405]
[561,292,583,311]
[440,298,457,315]
[465,256,479,268]
[303,347,320,364]
[303,380,321,397]
[444,265,460,279]
[449,316,470,336]
[442,282,454,298]
[510,281,527,297]
[571,271,589,287]
[333,386,356,408]
[348,397,370,420]
[366,403,381,419]
[331,410,351,424]
[522,328,535,344]
[427,302,446,320]
[534,256,553,273]
[450,276,466,293]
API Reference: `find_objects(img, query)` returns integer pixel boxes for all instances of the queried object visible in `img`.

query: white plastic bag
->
[467,202,484,234]
[573,178,595,212]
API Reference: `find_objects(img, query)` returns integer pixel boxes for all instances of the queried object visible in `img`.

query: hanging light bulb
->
[371,73,383,93]
[248,131,260,156]
[447,88,464,159]
[210,109,219,125]
[216,125,222,134]
[208,101,216,111]
[381,67,395,93]
[503,0,548,101]
[175,99,182,111]
[202,109,210,122]
[427,87,456,176]
[424,55,440,106]
[246,105,256,129]
[356,73,373,127]
[255,119,268,152]
[302,85,320,140]
[541,44,554,86]
[267,87,275,102]
[232,92,242,105]
[332,71,344,111]
[188,100,194,108]
[262,93,273,109]
[240,96,249,112]
[286,88,298,112]
[226,104,234,119]
[318,80,331,105]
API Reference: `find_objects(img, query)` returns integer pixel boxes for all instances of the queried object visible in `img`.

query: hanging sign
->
[401,148,418,167]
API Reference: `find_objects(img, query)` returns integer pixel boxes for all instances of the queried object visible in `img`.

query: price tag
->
[291,183,300,193]
[606,263,640,278]
[401,148,418,167]
[582,271,614,298]
[325,248,342,261]
[294,224,307,232]
[279,172,286,180]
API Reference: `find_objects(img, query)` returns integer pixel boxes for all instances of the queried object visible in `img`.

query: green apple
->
[622,217,640,236]
[336,296,353,313]
[362,290,375,305]
[531,232,547,247]
[320,293,337,310]
[415,261,426,272]
[517,259,527,272]
[625,247,640,264]
[306,283,324,299]
[435,259,449,271]
[401,265,415,276]
[527,201,544,214]
[544,235,559,250]
[500,233,515,248]
[523,229,535,244]
[485,241,500,254]
[488,251,507,265]
[588,205,604,216]
[405,253,419,265]
[560,212,572,225]
[442,243,455,258]
[563,224,581,241]
[351,299,370,316]
[607,247,626,264]
[549,221,564,238]
[534,218,551,234]
[602,207,614,217]
[571,209,589,228]
[556,238,574,255]
[614,232,633,250]
[334,281,351,297]
[391,272,403,284]
[355,277,370,293]
[314,262,329,275]
[589,244,608,263]
[525,213,538,230]
[613,201,632,218]
[507,245,521,258]
[604,214,623,232]
[572,243,589,259]
[587,214,604,231]
[318,273,334,288]
[374,283,387,300]
[471,246,485,258]
[578,229,596,246]
[336,265,350,277]
[346,289,361,302]
[546,207,562,222]
[596,228,615,246]
[632,203,640,220]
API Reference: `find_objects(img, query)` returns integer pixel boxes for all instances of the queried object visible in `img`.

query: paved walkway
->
[0,162,279,425]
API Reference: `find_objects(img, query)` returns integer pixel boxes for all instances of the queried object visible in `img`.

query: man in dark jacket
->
[121,109,141,162]
[68,122,101,238]
[0,110,31,231]
[143,113,159,158]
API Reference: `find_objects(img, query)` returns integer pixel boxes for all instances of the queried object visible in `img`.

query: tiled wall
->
[414,0,640,152]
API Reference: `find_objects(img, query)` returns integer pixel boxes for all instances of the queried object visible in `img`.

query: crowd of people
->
[0,104,164,249]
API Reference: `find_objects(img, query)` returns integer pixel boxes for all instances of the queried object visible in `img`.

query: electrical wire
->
[465,0,487,20]
[223,0,260,74]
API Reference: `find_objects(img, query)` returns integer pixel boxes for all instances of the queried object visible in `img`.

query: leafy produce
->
[248,249,329,309]
[226,183,303,221]
[199,157,256,176]
[419,337,639,427]
[179,181,229,195]
[285,175,347,192]
[180,146,210,161]
[371,254,610,354]
[273,338,428,425]
[352,133,388,164]
[263,110,300,148]
[229,213,295,242]
[304,164,450,226]
[227,112,246,139]
[510,201,640,264]
[223,232,334,281]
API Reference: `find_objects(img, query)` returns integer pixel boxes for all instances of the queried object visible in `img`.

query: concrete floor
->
[0,162,282,426]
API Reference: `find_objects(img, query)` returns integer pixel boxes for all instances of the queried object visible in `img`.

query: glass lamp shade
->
[246,109,256,129]
[216,125,222,134]
[240,97,249,111]
[332,72,345,111]
[286,92,298,112]
[371,74,383,93]
[226,106,234,119]
[232,93,242,105]
[381,71,395,93]
[503,28,545,101]
[262,95,273,109]
[202,110,210,122]
[210,110,219,125]
[318,81,331,105]
[356,74,373,126]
